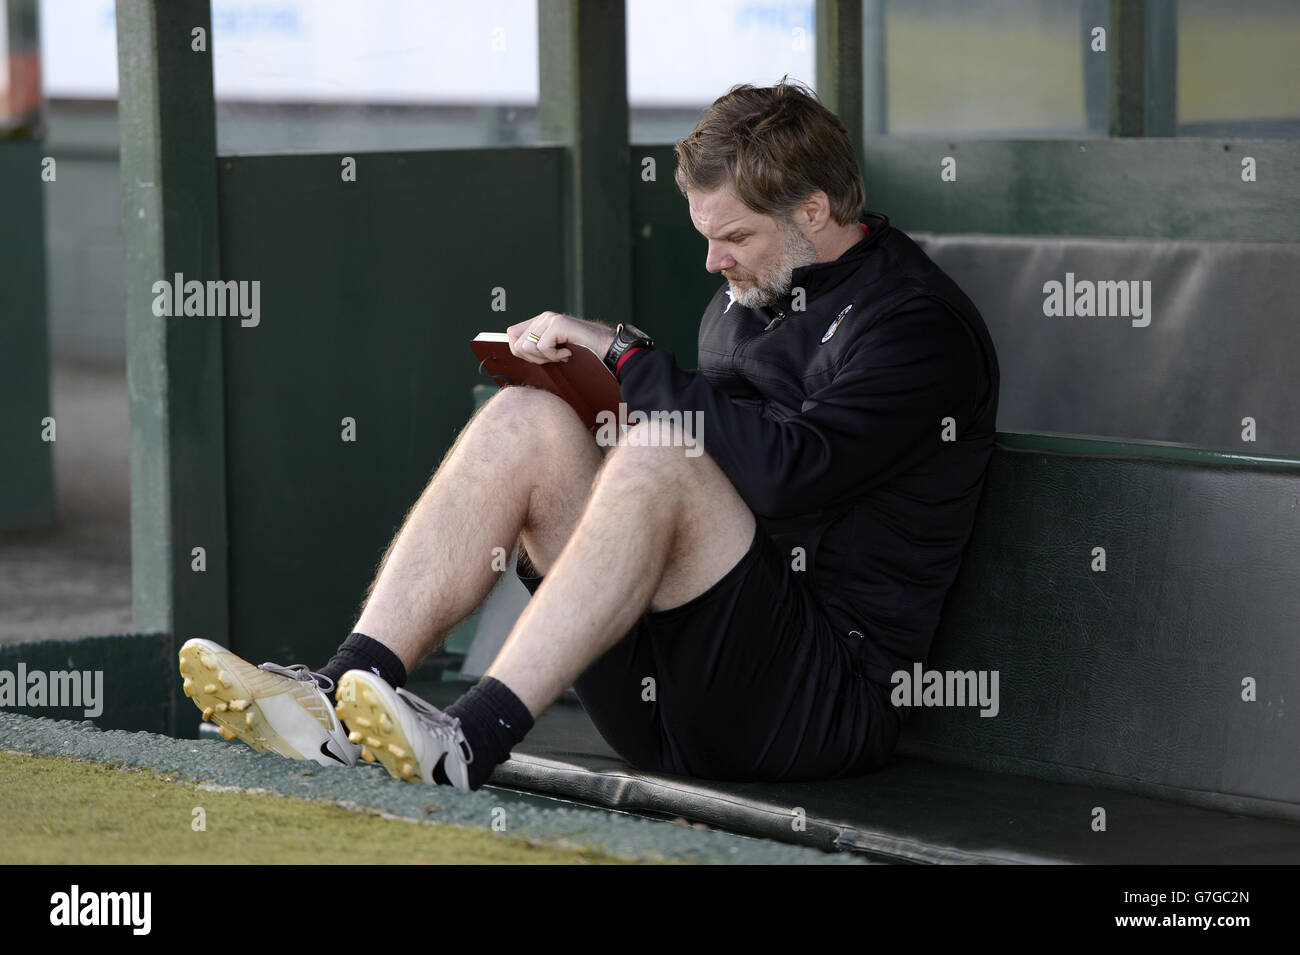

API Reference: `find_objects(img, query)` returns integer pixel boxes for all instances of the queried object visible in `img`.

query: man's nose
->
[706,245,735,274]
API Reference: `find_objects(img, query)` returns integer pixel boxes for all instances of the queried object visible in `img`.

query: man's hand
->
[507,312,618,366]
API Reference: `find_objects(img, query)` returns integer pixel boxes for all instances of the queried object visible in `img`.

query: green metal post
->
[0,0,53,530]
[1083,0,1109,132]
[861,0,886,136]
[1110,0,1177,137]
[1144,0,1178,137]
[115,0,228,734]
[816,0,865,180]
[538,0,632,324]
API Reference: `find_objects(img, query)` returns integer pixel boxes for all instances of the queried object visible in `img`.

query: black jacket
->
[617,212,1000,686]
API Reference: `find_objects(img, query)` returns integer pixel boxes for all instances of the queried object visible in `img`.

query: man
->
[180,78,999,791]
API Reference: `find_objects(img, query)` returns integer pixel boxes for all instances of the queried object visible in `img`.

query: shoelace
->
[395,687,474,765]
[258,661,335,694]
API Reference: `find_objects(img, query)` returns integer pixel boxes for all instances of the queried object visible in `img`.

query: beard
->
[723,217,820,309]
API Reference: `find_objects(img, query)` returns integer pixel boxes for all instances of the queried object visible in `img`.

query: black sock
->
[441,676,534,790]
[315,632,407,703]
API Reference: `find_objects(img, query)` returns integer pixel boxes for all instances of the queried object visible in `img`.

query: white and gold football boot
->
[179,638,360,767]
[336,669,474,789]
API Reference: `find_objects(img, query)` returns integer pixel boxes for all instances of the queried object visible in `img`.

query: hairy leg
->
[485,420,757,716]
[352,386,603,672]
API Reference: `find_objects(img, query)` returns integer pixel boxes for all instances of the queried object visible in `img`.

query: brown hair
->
[673,76,865,226]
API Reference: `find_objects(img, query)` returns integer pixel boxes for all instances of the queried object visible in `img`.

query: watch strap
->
[604,323,653,374]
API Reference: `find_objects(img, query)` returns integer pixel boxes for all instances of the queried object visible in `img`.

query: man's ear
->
[797,191,833,233]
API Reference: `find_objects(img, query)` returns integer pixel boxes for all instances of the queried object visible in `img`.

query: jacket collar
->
[770,211,890,313]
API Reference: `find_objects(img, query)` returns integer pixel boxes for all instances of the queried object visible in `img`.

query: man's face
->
[687,187,819,310]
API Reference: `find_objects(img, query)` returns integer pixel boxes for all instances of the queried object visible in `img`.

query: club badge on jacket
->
[822,304,852,343]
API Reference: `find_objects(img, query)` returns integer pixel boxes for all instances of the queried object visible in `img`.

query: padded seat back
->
[912,233,1300,458]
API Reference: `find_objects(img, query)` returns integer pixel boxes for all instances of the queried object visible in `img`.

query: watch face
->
[621,324,649,342]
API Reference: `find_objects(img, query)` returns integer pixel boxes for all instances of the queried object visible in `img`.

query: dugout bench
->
[440,232,1300,861]
[461,431,1300,863]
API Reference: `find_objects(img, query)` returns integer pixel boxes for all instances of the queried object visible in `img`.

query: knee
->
[482,383,577,422]
[477,385,592,453]
[602,419,708,480]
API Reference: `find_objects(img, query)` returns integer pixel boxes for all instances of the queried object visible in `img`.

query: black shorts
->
[516,521,902,782]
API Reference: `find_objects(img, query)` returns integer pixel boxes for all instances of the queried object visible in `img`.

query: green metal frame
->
[539,0,632,325]
[997,431,1300,470]
[0,0,53,530]
[816,0,864,180]
[1110,0,1178,138]
[862,137,1300,240]
[0,142,54,530]
[104,0,1298,732]
[116,0,228,733]
[860,0,1297,239]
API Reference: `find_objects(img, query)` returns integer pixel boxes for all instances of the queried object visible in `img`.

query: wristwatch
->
[603,322,654,375]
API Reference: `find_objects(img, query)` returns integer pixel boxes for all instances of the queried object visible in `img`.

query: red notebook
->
[470,332,622,431]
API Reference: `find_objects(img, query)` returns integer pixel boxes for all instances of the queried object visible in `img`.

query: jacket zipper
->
[763,308,787,332]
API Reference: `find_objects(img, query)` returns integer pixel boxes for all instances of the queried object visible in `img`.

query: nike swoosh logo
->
[319,740,346,764]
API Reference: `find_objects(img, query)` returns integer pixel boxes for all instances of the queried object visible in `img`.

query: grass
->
[0,751,647,864]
